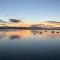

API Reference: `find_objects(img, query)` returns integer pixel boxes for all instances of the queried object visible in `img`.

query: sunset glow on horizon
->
[0,0,60,27]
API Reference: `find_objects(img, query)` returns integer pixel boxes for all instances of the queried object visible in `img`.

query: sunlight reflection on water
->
[0,30,60,39]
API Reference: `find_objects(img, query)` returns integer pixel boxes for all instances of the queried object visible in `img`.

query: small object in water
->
[34,33,36,35]
[51,31,54,33]
[40,32,42,34]
[45,30,47,32]
[37,32,38,33]
[56,32,59,33]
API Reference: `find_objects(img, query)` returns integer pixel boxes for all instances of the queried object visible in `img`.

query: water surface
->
[0,30,60,60]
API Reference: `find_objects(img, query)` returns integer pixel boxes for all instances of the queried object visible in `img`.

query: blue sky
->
[0,0,60,23]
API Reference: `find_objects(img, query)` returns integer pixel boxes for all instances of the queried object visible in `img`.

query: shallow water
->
[0,30,60,60]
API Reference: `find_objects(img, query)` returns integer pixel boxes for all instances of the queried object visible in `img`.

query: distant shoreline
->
[0,27,60,30]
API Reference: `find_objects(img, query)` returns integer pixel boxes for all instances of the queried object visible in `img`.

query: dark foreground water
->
[0,30,60,60]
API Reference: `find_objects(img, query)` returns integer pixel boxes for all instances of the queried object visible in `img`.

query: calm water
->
[0,30,60,60]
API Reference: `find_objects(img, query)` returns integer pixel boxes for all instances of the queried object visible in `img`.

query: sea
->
[0,30,60,60]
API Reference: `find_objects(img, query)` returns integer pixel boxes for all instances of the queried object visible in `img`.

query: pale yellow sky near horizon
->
[0,17,60,25]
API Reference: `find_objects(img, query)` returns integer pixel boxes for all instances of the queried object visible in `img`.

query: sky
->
[0,0,60,23]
